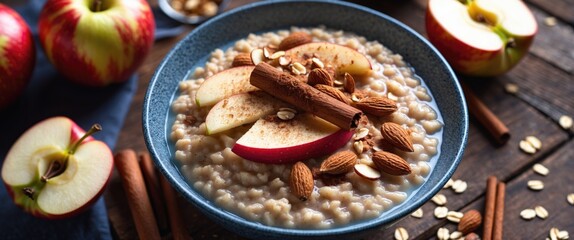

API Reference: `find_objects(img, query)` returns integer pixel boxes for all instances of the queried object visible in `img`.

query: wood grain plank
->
[526,0,574,26]
[528,9,574,74]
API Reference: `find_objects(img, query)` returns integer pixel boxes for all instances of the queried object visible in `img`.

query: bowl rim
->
[144,0,468,237]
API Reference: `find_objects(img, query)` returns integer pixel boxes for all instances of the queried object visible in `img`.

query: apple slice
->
[195,66,258,107]
[232,113,353,164]
[1,117,113,218]
[205,91,290,135]
[285,42,372,76]
[426,0,537,76]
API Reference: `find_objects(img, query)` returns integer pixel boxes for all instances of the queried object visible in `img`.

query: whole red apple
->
[1,117,114,219]
[0,3,35,109]
[426,0,537,77]
[38,0,155,87]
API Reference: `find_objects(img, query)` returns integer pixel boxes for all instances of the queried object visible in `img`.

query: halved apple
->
[232,113,353,164]
[195,66,258,107]
[1,117,113,218]
[205,91,291,135]
[285,42,372,76]
[426,0,537,76]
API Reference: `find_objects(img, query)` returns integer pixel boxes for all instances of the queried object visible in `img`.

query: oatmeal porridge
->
[170,26,443,229]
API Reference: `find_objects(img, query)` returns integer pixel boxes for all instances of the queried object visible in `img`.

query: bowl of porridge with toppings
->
[143,0,468,239]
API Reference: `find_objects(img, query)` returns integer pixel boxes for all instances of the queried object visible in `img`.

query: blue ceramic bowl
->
[143,1,468,239]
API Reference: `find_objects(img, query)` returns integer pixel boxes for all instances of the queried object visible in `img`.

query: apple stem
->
[69,124,102,155]
[22,187,35,200]
[92,0,103,12]
[506,38,516,48]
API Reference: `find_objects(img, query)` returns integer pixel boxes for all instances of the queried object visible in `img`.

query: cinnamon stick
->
[160,173,190,240]
[493,182,506,240]
[250,62,362,130]
[461,82,510,145]
[114,149,161,240]
[482,176,498,240]
[139,152,169,233]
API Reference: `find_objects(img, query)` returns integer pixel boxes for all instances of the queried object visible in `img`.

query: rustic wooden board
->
[527,0,574,26]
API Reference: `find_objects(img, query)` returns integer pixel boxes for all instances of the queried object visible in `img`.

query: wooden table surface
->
[100,0,574,239]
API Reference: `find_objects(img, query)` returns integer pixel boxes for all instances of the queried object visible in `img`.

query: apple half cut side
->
[285,42,372,76]
[232,113,353,164]
[1,117,113,218]
[206,91,292,135]
[426,0,537,76]
[195,66,258,107]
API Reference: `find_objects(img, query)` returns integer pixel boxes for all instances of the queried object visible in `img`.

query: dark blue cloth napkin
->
[0,1,184,239]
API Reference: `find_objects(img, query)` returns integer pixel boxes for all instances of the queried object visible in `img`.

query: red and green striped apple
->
[38,0,155,87]
[0,3,35,109]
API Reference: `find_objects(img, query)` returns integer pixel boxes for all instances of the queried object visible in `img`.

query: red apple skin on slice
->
[285,42,372,76]
[195,66,258,107]
[205,91,291,135]
[232,114,353,164]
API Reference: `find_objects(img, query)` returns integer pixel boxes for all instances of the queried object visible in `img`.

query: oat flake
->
[567,193,574,205]
[437,227,450,240]
[527,180,544,191]
[533,163,549,176]
[520,209,536,220]
[431,194,447,206]
[559,115,573,129]
[394,227,409,240]
[434,206,448,219]
[535,205,549,219]
[411,208,423,218]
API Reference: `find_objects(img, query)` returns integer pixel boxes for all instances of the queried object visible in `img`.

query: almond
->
[278,32,313,50]
[320,151,357,175]
[290,162,314,201]
[458,209,482,234]
[355,97,397,117]
[343,73,355,93]
[315,84,352,105]
[371,151,411,176]
[381,122,414,152]
[307,68,334,86]
[232,53,253,67]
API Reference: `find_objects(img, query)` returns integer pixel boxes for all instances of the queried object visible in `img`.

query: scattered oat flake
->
[558,230,569,240]
[567,193,574,205]
[505,83,519,94]
[527,180,544,191]
[450,231,462,239]
[535,206,549,219]
[452,180,468,193]
[437,227,450,240]
[277,110,295,120]
[533,163,549,176]
[520,140,537,154]
[434,206,448,219]
[446,211,463,223]
[431,194,447,206]
[520,209,536,220]
[411,208,423,218]
[559,115,573,129]
[525,136,542,150]
[551,227,560,240]
[545,17,557,26]
[443,178,454,189]
[394,227,409,240]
